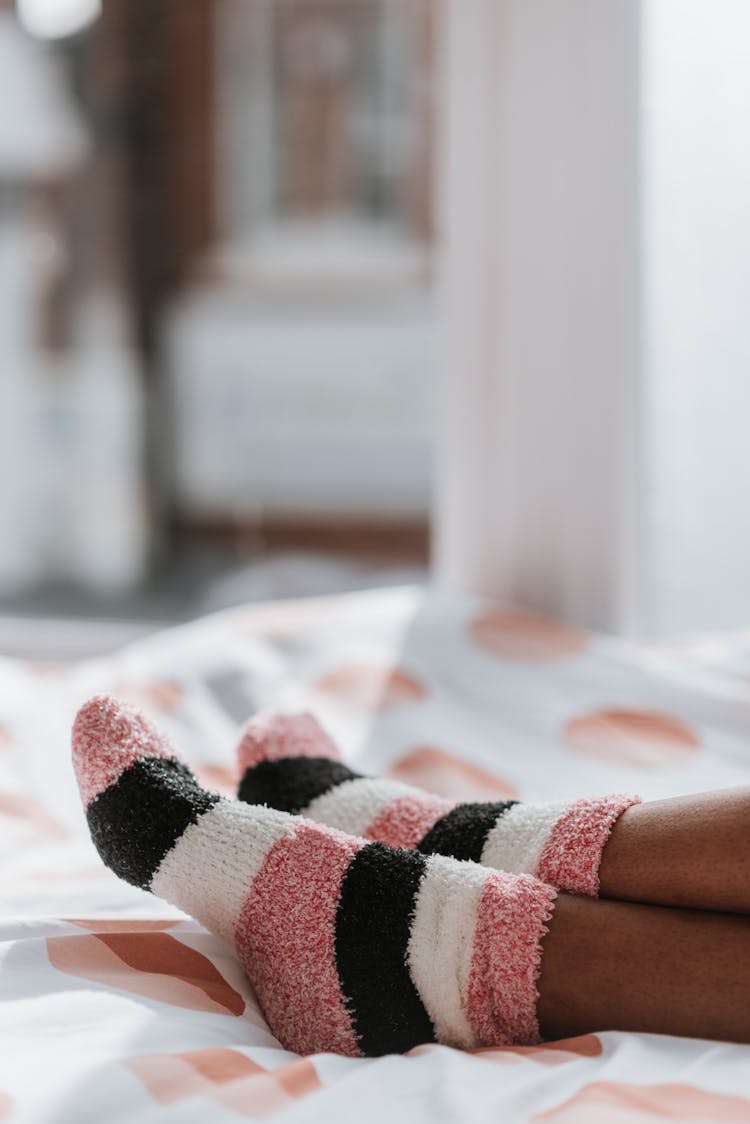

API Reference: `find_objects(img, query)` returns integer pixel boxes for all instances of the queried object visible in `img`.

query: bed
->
[2,585,750,1122]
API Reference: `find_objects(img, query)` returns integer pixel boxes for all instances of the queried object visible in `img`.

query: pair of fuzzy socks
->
[72,697,637,1058]
[235,713,640,898]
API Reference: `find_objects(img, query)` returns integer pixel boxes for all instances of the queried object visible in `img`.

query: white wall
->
[641,0,750,633]
[435,0,750,636]
[434,0,640,632]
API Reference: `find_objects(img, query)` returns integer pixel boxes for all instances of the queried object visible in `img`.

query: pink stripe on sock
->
[466,872,556,1047]
[234,821,362,1058]
[72,696,175,807]
[536,794,642,896]
[237,712,340,772]
[364,793,455,850]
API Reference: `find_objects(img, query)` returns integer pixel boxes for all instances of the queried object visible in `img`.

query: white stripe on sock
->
[151,800,291,941]
[480,801,569,876]
[304,776,411,838]
[407,853,487,1049]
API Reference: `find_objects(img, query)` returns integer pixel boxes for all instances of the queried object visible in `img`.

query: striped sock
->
[236,713,640,897]
[73,695,557,1057]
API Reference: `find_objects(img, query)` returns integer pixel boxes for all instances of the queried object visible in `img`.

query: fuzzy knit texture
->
[72,695,558,1058]
[236,712,641,897]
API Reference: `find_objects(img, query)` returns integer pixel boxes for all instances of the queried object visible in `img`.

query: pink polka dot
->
[313,664,427,711]
[387,746,519,801]
[113,680,183,714]
[469,1033,602,1067]
[195,763,237,796]
[27,662,68,678]
[0,794,68,841]
[470,610,589,662]
[0,1093,12,1121]
[226,595,344,641]
[127,1049,321,1116]
[46,932,245,1016]
[533,1081,750,1122]
[67,919,179,933]
[564,709,699,767]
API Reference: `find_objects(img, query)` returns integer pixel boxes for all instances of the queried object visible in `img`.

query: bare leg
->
[598,786,750,913]
[538,892,750,1043]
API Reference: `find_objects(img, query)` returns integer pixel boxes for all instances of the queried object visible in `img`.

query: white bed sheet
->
[2,586,750,1123]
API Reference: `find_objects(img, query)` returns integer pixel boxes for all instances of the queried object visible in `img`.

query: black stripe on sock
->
[86,757,220,891]
[335,842,436,1056]
[416,801,519,863]
[237,757,359,815]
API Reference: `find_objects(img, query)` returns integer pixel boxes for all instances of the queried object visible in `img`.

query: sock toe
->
[236,711,340,773]
[72,695,220,891]
[72,694,176,808]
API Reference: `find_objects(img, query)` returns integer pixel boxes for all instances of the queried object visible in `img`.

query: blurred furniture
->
[163,0,435,556]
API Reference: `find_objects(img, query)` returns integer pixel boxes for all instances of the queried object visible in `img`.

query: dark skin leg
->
[598,786,750,914]
[537,892,750,1044]
[536,786,750,1044]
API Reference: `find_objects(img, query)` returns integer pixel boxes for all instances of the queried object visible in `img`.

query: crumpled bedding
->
[2,585,750,1123]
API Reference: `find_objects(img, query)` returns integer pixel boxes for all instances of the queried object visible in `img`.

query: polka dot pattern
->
[468,1033,602,1067]
[533,1081,750,1122]
[46,931,245,1016]
[470,610,589,662]
[114,680,183,713]
[195,763,238,796]
[564,709,700,767]
[314,664,427,711]
[126,1048,321,1117]
[387,746,519,801]
[0,794,68,842]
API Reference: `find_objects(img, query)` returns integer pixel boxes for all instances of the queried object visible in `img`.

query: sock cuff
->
[536,793,642,896]
[467,872,557,1047]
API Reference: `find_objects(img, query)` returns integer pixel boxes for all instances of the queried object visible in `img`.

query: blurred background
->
[2,0,750,656]
[0,0,435,648]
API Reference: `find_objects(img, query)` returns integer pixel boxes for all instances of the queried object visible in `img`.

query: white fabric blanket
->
[2,586,750,1122]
